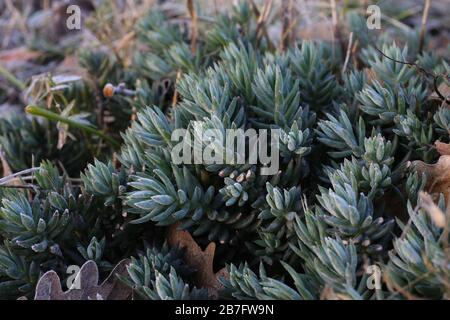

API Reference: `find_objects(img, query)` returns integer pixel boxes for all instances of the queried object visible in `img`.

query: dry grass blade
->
[280,0,293,51]
[418,0,431,53]
[187,0,198,55]
[0,149,13,179]
[341,32,354,76]
[329,0,345,54]
[255,0,274,44]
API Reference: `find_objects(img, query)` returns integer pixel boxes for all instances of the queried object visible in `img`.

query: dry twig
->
[375,47,449,105]
[187,0,198,55]
[341,32,354,76]
[418,0,431,53]
[280,0,293,52]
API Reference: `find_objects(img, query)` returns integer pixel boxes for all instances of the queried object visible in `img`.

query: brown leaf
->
[0,149,13,178]
[167,224,229,299]
[34,259,131,300]
[411,155,450,201]
[430,82,450,102]
[435,141,450,156]
[0,149,26,187]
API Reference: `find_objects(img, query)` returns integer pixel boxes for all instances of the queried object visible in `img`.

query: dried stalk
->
[418,0,431,53]
[254,0,274,49]
[0,168,39,185]
[330,0,346,55]
[341,32,354,76]
[187,0,198,55]
[375,47,449,105]
[172,70,182,107]
[280,0,293,52]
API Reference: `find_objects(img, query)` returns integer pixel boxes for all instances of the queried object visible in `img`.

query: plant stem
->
[25,105,120,149]
[0,64,26,91]
[0,167,39,185]
[187,0,198,55]
[418,0,431,53]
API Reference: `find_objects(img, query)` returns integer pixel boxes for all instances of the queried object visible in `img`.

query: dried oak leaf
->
[167,224,229,299]
[430,82,450,103]
[34,259,131,300]
[0,149,26,188]
[435,141,450,156]
[410,155,450,201]
[0,149,13,178]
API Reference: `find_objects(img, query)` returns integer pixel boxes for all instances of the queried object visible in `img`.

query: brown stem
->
[375,46,449,105]
[341,32,354,76]
[280,0,293,52]
[187,0,198,55]
[254,0,275,50]
[172,70,182,108]
[330,0,346,56]
[418,0,431,53]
